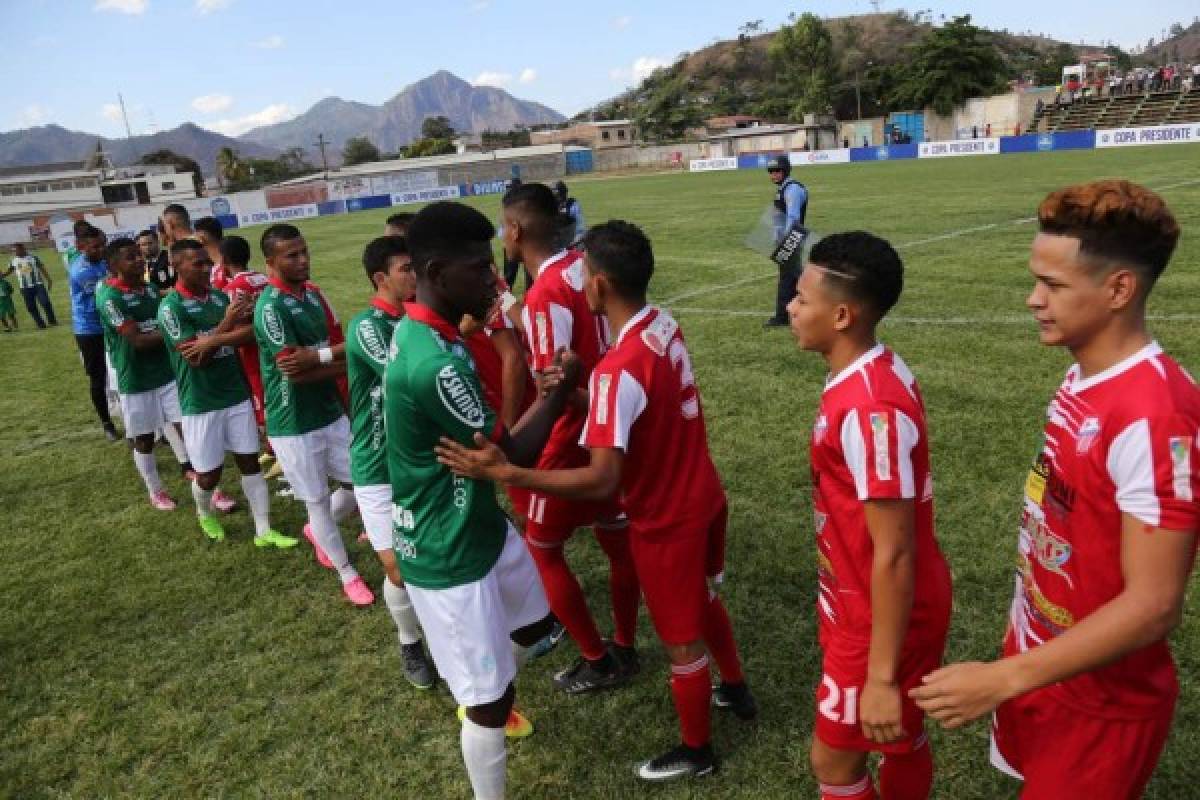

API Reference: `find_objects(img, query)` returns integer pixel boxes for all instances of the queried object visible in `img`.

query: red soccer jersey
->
[224,270,270,402]
[580,306,724,536]
[809,345,952,646]
[520,249,609,465]
[211,263,232,292]
[1005,342,1200,718]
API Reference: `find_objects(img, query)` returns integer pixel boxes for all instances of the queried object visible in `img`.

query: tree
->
[277,146,312,175]
[768,12,836,118]
[421,116,455,140]
[888,15,1007,115]
[403,137,456,158]
[139,149,205,194]
[1169,22,1184,37]
[342,136,381,166]
[215,147,246,188]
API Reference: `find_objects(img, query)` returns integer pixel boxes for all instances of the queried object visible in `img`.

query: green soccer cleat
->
[198,514,226,542]
[254,529,299,549]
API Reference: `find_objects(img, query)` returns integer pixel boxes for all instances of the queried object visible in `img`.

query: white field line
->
[669,309,1200,325]
[661,176,1200,308]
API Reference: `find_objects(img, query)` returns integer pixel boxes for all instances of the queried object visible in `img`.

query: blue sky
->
[4,0,1197,139]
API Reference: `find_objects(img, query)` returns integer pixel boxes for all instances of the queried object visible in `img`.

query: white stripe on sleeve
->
[1106,418,1161,527]
[611,370,647,451]
[896,409,919,499]
[841,409,869,500]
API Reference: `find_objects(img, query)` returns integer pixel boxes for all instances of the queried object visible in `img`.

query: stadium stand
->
[1026,84,1200,133]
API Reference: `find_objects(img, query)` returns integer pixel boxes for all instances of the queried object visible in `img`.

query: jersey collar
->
[615,304,655,347]
[536,249,570,278]
[825,343,886,393]
[370,296,404,318]
[1068,341,1162,393]
[174,280,209,301]
[267,275,307,298]
[106,276,142,292]
[404,301,461,342]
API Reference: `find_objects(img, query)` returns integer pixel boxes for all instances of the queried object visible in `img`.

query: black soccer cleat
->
[399,641,436,690]
[712,680,758,720]
[636,742,717,782]
[552,653,628,694]
[605,640,640,678]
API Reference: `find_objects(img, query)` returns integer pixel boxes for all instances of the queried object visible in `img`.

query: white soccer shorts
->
[181,398,259,473]
[353,483,393,551]
[407,524,550,708]
[269,415,352,503]
[120,381,182,437]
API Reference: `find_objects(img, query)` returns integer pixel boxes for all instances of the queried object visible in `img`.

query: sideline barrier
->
[849,143,919,162]
[1096,122,1200,148]
[689,157,739,172]
[918,138,999,158]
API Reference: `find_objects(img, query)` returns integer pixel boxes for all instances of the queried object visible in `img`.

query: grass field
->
[3,144,1200,799]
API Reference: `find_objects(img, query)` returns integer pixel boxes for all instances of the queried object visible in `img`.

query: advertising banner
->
[918,138,1000,158]
[688,157,739,172]
[389,186,462,207]
[327,176,373,201]
[1095,123,1200,148]
[788,149,851,166]
[236,203,319,227]
[370,171,438,195]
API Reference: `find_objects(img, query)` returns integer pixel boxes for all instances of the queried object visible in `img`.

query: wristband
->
[318,347,333,364]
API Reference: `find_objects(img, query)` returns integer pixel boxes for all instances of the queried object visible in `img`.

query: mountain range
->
[0,71,565,175]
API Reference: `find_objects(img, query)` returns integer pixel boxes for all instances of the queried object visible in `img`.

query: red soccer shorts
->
[990,686,1174,799]
[630,501,728,646]
[814,630,947,755]
[524,444,624,545]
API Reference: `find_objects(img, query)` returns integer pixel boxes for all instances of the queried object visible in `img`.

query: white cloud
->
[469,0,490,10]
[16,105,50,127]
[191,94,233,114]
[101,103,124,122]
[612,15,632,30]
[473,71,512,88]
[253,34,284,49]
[208,103,295,136]
[94,0,147,14]
[610,56,669,84]
[196,0,230,12]
[519,68,537,84]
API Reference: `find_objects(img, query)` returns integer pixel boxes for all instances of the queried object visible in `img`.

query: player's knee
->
[664,639,705,666]
[195,469,222,490]
[464,685,515,728]
[809,739,865,786]
[233,453,260,474]
[511,613,554,648]
[132,433,156,453]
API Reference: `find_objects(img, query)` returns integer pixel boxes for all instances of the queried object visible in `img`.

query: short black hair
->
[362,235,409,285]
[581,220,654,299]
[162,203,190,228]
[806,231,904,319]
[406,202,494,277]
[502,182,568,244]
[77,225,105,242]
[194,216,224,242]
[136,228,158,241]
[260,223,303,257]
[219,235,251,268]
[385,212,415,230]
[105,236,136,264]
[72,219,91,236]
[169,238,206,260]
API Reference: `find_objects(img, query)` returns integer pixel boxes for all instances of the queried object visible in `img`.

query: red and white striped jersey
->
[809,344,952,645]
[1005,341,1200,718]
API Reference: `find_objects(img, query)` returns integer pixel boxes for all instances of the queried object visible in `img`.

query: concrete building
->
[530,119,636,149]
[706,118,838,157]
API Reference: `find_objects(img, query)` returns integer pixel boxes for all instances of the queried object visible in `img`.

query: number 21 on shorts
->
[818,673,859,725]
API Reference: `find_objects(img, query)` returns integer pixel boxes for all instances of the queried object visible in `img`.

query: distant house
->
[530,119,636,149]
[704,115,766,133]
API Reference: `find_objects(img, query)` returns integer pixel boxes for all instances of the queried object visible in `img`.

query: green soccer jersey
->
[346,299,403,487]
[157,286,250,414]
[96,279,173,394]
[254,280,343,437]
[384,303,507,590]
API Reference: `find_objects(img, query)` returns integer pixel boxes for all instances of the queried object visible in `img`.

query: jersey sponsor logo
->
[1075,416,1101,454]
[595,373,612,425]
[1170,436,1193,502]
[392,503,415,531]
[1023,506,1074,588]
[452,474,469,509]
[160,306,181,339]
[104,299,124,327]
[357,321,389,365]
[436,364,486,429]
[870,412,891,480]
[813,414,828,443]
[262,304,286,347]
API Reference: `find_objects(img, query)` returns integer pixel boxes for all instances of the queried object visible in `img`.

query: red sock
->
[669,655,711,748]
[879,738,933,800]
[595,528,640,648]
[820,775,877,800]
[703,595,744,684]
[527,541,606,661]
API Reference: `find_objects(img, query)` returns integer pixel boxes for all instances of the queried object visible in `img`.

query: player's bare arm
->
[490,327,527,429]
[912,513,1195,728]
[860,498,917,745]
[176,296,255,365]
[118,324,164,351]
[276,341,347,378]
[438,436,623,502]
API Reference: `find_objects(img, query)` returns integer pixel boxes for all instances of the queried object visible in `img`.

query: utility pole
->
[118,92,133,139]
[314,133,330,178]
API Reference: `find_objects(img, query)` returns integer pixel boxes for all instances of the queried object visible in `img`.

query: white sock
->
[460,717,506,800]
[162,424,189,464]
[305,498,356,583]
[133,450,163,494]
[330,486,358,523]
[241,473,272,536]
[192,482,213,516]
[383,577,422,645]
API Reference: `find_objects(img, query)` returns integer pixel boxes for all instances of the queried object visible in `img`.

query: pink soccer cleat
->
[211,489,237,513]
[149,490,177,511]
[302,523,334,569]
[342,576,375,607]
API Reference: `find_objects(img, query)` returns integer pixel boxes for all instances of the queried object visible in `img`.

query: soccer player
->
[158,239,294,548]
[786,232,952,800]
[96,237,183,510]
[912,181,1198,799]
[345,234,434,686]
[195,217,228,289]
[384,212,415,237]
[68,226,119,440]
[384,201,576,800]
[500,183,640,694]
[216,236,271,430]
[253,223,373,606]
[437,220,755,781]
